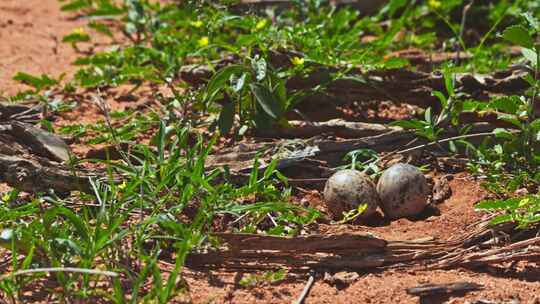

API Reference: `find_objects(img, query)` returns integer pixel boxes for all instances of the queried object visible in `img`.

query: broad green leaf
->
[492,128,516,140]
[489,96,523,114]
[502,25,534,49]
[218,102,235,134]
[274,79,287,104]
[206,65,246,102]
[250,83,283,120]
[432,91,448,108]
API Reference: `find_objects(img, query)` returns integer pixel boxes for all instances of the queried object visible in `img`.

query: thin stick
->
[0,267,119,280]
[380,130,520,162]
[293,273,315,304]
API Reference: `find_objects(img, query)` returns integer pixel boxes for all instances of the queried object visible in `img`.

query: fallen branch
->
[406,282,484,297]
[255,119,401,139]
[0,154,95,194]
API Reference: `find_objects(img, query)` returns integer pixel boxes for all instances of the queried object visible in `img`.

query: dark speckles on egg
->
[323,169,380,220]
[376,163,429,219]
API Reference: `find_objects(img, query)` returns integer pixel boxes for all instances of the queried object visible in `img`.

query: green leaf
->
[62,32,91,44]
[391,120,426,130]
[530,118,540,131]
[492,128,516,140]
[89,21,114,38]
[521,48,538,67]
[250,83,283,120]
[497,113,523,129]
[443,70,455,97]
[489,96,523,114]
[218,102,235,134]
[206,65,246,102]
[60,0,91,11]
[13,72,58,91]
[432,91,448,108]
[523,12,540,31]
[475,196,524,211]
[502,25,534,49]
[489,214,514,226]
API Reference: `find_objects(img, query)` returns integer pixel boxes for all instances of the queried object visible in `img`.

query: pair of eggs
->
[323,163,430,220]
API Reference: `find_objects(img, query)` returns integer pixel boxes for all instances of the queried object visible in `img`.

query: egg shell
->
[323,169,380,220]
[376,163,429,219]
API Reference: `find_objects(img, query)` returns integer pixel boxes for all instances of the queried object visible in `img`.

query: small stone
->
[324,271,359,289]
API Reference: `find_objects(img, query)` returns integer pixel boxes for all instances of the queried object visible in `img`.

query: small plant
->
[239,268,287,288]
[470,15,540,228]
[476,195,540,229]
[205,55,292,135]
[392,69,462,143]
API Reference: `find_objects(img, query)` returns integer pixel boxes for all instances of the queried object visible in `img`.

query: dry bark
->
[0,153,94,194]
[0,119,96,194]
[186,220,539,273]
[406,282,484,297]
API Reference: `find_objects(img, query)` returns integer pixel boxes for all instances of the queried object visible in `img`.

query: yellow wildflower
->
[118,180,127,190]
[1,193,9,203]
[291,56,305,66]
[254,19,267,31]
[72,27,86,35]
[198,36,209,47]
[190,20,203,28]
[428,0,441,9]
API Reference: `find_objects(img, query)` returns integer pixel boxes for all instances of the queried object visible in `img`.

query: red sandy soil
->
[1,1,540,303]
[0,0,86,96]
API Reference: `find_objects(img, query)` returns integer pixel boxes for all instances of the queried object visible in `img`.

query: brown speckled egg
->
[376,163,429,219]
[323,169,380,220]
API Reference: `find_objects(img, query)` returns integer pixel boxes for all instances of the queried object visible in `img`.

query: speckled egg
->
[323,169,380,220]
[376,163,429,219]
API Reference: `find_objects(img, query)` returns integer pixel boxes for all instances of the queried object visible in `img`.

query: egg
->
[323,169,380,220]
[376,163,429,219]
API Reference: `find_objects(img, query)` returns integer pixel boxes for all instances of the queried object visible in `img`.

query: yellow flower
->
[428,0,441,9]
[254,19,267,31]
[1,193,9,203]
[291,56,305,66]
[198,36,209,47]
[190,20,203,28]
[118,180,127,190]
[72,27,86,35]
